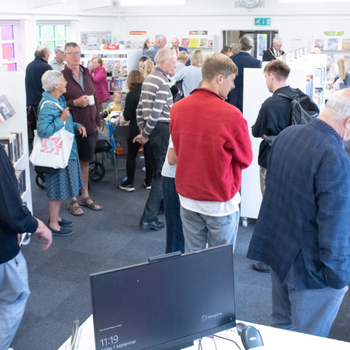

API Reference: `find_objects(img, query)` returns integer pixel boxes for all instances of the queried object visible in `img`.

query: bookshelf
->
[0,71,33,242]
[80,49,142,94]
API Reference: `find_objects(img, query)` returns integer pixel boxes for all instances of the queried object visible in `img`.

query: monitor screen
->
[90,244,236,350]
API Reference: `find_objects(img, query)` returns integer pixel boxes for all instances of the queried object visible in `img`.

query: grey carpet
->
[10,158,350,349]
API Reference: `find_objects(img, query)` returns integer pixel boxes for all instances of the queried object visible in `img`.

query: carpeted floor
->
[10,156,350,349]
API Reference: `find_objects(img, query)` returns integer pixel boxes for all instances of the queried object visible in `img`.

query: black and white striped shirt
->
[137,67,173,138]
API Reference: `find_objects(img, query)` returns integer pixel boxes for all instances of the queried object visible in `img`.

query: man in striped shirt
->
[134,48,176,230]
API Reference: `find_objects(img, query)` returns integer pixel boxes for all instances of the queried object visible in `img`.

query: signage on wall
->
[324,31,344,37]
[189,30,208,35]
[130,31,147,35]
[254,18,271,26]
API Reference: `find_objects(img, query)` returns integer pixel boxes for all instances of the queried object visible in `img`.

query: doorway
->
[223,30,279,60]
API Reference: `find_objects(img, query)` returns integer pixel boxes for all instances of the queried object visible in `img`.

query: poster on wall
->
[81,32,112,50]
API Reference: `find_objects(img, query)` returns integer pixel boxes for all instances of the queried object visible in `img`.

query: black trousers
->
[141,122,169,222]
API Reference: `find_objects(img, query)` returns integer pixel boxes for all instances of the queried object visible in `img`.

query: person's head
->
[191,50,204,67]
[273,37,283,51]
[171,37,180,50]
[91,56,102,71]
[41,70,67,96]
[177,51,189,64]
[127,70,144,91]
[326,56,333,71]
[35,44,50,62]
[337,58,350,80]
[263,60,290,93]
[112,91,123,104]
[139,56,149,73]
[322,89,350,141]
[311,47,321,54]
[64,42,81,68]
[220,46,234,57]
[54,45,65,64]
[155,48,176,75]
[201,53,238,100]
[154,34,167,49]
[230,43,241,56]
[239,35,254,52]
[143,59,155,78]
[143,38,154,50]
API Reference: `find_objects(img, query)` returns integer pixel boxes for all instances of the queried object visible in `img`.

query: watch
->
[239,0,259,9]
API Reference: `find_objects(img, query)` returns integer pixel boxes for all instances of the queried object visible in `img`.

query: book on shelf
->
[0,133,17,165]
[314,39,324,50]
[109,78,127,92]
[15,169,26,195]
[181,38,190,49]
[342,38,350,50]
[327,38,338,51]
[189,38,199,48]
[207,40,213,48]
[199,38,208,48]
[0,95,16,125]
[9,131,24,161]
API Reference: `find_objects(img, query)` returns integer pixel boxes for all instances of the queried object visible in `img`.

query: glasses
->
[66,51,81,56]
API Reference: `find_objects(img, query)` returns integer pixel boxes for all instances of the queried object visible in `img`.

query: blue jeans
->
[163,176,184,253]
[271,267,348,337]
[180,206,239,253]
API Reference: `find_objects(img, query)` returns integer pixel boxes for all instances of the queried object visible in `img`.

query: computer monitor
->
[90,244,236,350]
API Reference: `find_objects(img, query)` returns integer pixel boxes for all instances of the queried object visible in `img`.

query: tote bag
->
[29,101,74,169]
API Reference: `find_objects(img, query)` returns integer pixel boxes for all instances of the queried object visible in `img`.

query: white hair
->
[155,47,175,65]
[325,89,350,120]
[155,34,166,43]
[273,37,282,44]
[42,70,62,92]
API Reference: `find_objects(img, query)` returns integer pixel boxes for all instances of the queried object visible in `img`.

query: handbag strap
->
[40,100,64,112]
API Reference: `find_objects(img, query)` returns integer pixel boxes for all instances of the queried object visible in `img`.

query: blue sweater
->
[37,92,80,160]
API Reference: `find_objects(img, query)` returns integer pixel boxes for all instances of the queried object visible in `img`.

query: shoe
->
[48,218,73,227]
[140,217,165,231]
[49,226,73,237]
[143,180,152,190]
[119,181,135,192]
[252,262,270,273]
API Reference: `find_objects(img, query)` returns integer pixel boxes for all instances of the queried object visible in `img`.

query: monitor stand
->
[167,340,194,349]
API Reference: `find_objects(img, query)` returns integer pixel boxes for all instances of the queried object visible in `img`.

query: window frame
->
[0,25,18,72]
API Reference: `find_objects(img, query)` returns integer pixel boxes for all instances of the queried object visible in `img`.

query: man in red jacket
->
[170,53,253,252]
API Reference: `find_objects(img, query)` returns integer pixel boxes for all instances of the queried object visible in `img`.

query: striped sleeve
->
[136,94,144,132]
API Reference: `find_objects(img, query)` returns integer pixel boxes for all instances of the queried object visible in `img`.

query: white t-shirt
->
[161,136,176,178]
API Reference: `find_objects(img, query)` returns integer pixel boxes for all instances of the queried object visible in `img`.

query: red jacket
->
[62,64,100,134]
[89,65,110,103]
[170,88,253,202]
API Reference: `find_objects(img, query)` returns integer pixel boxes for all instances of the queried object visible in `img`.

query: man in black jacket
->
[251,60,293,273]
[25,44,52,119]
[0,145,52,349]
[262,37,285,61]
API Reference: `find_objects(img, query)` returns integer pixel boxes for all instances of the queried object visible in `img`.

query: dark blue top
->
[247,118,350,290]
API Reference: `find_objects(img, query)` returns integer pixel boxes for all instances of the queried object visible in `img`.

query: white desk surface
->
[58,315,350,350]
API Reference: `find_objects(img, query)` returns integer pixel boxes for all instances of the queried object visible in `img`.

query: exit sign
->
[255,18,271,26]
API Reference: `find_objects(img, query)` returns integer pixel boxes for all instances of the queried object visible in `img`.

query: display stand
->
[0,71,32,242]
[240,68,307,224]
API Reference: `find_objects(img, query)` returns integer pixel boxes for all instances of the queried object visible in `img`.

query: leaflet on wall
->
[81,32,112,50]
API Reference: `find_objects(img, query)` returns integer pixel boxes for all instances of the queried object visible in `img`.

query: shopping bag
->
[29,101,74,169]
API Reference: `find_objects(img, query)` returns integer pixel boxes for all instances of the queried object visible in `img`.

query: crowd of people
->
[1,32,350,350]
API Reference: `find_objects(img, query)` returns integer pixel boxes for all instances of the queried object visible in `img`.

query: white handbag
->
[29,101,74,169]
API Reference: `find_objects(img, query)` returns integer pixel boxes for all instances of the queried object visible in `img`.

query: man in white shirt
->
[49,45,66,71]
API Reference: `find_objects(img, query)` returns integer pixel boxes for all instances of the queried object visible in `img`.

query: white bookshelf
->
[0,71,32,215]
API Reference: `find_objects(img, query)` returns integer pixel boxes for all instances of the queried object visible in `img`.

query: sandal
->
[68,200,84,216]
[79,196,102,211]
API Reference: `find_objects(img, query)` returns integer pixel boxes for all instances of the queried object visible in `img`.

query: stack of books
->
[0,131,24,165]
[15,169,26,195]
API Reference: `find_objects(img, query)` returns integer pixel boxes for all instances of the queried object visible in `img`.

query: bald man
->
[171,37,191,66]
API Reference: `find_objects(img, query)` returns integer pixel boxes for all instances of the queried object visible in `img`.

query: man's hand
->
[74,95,89,108]
[78,125,87,137]
[261,134,268,139]
[97,126,100,133]
[133,133,148,145]
[59,108,70,122]
[34,219,52,250]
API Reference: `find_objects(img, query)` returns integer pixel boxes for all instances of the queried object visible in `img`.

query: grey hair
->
[239,35,254,51]
[64,42,79,53]
[154,34,166,43]
[35,45,50,59]
[42,70,63,92]
[325,90,350,120]
[155,47,175,65]
[273,37,282,44]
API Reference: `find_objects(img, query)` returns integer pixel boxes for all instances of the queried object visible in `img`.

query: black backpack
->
[266,88,319,146]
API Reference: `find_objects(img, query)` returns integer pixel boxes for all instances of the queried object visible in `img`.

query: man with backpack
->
[251,60,294,273]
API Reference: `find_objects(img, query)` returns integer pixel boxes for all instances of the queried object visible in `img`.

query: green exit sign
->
[255,18,271,26]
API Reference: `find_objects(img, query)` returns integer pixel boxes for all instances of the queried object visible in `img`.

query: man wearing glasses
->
[62,42,102,214]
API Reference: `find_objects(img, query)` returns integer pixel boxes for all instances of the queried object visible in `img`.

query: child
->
[108,91,123,112]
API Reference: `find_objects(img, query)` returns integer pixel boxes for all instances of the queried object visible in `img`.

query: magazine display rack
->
[0,71,33,243]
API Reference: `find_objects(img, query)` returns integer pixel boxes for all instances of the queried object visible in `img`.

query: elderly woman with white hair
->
[37,70,86,237]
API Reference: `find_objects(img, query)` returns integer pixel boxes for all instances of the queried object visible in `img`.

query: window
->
[36,24,67,51]
[0,25,17,72]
